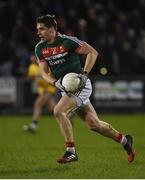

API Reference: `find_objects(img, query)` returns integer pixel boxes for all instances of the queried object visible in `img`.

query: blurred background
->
[0,0,145,114]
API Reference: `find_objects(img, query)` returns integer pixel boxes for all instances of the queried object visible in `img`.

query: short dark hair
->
[36,14,57,30]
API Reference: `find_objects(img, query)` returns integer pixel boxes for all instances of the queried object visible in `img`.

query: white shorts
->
[61,78,92,107]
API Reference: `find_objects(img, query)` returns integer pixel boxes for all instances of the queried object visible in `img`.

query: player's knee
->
[53,107,60,118]
[53,106,64,118]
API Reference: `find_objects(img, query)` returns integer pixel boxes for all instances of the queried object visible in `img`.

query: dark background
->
[0,0,145,77]
[0,0,145,114]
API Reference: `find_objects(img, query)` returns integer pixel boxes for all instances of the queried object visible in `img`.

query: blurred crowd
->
[0,0,145,77]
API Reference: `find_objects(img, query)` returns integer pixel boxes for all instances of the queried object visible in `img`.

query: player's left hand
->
[78,72,88,89]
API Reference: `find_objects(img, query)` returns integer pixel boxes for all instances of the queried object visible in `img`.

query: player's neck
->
[47,39,56,44]
[47,33,58,44]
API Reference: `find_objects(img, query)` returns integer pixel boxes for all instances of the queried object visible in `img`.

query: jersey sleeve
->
[63,36,84,52]
[35,42,44,63]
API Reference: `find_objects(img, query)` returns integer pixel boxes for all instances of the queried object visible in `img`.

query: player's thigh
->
[54,94,77,114]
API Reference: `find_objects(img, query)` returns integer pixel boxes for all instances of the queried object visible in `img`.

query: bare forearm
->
[38,61,56,85]
[84,51,98,74]
[41,71,56,85]
[77,42,99,74]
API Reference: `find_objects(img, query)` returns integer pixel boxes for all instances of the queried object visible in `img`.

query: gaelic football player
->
[23,54,56,132]
[35,14,135,163]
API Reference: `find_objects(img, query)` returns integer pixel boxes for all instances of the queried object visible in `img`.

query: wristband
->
[83,71,88,76]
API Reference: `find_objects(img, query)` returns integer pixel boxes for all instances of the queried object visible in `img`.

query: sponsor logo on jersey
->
[45,52,68,61]
[49,58,66,65]
[41,45,67,57]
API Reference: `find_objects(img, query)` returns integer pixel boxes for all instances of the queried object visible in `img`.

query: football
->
[62,73,81,93]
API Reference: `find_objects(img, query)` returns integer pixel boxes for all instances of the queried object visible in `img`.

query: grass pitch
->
[0,114,145,178]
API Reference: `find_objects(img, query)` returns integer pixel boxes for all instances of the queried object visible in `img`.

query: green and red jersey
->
[35,33,84,79]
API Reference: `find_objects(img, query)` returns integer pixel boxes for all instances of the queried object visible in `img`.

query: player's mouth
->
[39,37,45,40]
[38,34,44,38]
[39,36,43,38]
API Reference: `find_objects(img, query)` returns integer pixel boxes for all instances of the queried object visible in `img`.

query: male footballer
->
[35,14,135,163]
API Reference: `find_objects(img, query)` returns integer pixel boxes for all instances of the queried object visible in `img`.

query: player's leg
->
[76,102,135,162]
[46,92,75,125]
[66,109,76,126]
[53,94,78,163]
[32,93,46,120]
[45,93,56,113]
[76,102,120,139]
[23,92,46,132]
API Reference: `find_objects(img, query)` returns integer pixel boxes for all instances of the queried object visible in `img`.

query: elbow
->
[94,49,99,58]
[92,49,99,59]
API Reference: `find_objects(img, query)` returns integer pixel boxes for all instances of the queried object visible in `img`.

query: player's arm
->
[63,37,98,75]
[35,44,64,91]
[39,61,65,91]
[76,42,98,75]
[38,61,56,85]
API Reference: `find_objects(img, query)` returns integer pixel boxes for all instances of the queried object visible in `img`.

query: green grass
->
[0,114,145,178]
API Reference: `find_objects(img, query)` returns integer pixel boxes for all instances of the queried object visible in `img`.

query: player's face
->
[37,23,56,42]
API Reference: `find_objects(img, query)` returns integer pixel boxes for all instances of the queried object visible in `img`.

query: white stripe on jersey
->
[35,40,43,62]
[58,33,84,46]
